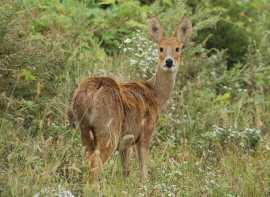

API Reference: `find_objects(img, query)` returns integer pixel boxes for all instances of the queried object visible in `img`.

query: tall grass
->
[0,0,270,196]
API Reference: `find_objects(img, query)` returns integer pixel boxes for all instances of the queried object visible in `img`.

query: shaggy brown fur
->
[71,76,160,175]
[69,16,192,181]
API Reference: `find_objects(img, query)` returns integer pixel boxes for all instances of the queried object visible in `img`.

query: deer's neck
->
[149,67,176,110]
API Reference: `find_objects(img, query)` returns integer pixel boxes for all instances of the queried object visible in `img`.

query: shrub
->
[188,0,270,67]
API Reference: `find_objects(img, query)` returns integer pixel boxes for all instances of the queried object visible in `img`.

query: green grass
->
[1,0,270,196]
[0,119,269,196]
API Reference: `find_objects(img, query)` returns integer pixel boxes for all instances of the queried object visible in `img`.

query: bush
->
[188,0,270,67]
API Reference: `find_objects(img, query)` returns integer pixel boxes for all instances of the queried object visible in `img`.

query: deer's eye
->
[176,47,180,52]
[159,48,164,52]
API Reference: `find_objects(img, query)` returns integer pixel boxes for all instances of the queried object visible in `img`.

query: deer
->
[69,16,192,181]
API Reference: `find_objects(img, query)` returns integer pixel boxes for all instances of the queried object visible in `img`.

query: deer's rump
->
[72,77,123,130]
[71,76,160,144]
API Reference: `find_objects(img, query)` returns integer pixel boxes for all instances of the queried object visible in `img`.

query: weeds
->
[0,0,270,196]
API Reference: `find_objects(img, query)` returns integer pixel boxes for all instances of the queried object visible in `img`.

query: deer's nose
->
[165,58,173,68]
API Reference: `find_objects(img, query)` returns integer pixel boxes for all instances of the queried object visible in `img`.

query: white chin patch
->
[161,65,176,72]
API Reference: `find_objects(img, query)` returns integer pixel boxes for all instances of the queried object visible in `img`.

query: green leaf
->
[97,0,116,5]
[215,92,231,103]
[20,69,36,81]
[126,20,145,29]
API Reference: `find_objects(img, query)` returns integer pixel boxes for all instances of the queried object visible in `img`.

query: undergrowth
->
[0,0,270,196]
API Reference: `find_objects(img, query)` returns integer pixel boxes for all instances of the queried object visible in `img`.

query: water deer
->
[69,16,192,181]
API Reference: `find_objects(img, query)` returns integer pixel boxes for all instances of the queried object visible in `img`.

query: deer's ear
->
[148,17,164,43]
[175,16,192,45]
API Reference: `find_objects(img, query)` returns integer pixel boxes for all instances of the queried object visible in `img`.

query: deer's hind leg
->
[85,87,122,178]
[119,134,135,177]
[79,124,100,181]
[80,123,119,182]
[95,130,118,164]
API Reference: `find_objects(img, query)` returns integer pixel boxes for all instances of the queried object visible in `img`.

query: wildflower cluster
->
[203,125,262,149]
[34,185,74,197]
[200,165,222,193]
[120,30,158,78]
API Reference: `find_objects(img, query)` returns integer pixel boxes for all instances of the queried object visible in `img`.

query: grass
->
[0,114,270,196]
[1,0,270,196]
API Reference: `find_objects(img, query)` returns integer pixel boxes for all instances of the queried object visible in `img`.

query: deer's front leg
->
[137,142,149,180]
[120,148,130,177]
[136,128,154,181]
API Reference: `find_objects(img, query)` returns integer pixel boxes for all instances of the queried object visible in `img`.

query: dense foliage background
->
[0,0,269,196]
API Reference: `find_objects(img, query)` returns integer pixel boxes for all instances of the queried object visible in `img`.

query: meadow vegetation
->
[0,0,270,196]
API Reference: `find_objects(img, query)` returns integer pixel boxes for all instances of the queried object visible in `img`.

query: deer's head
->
[149,17,192,72]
